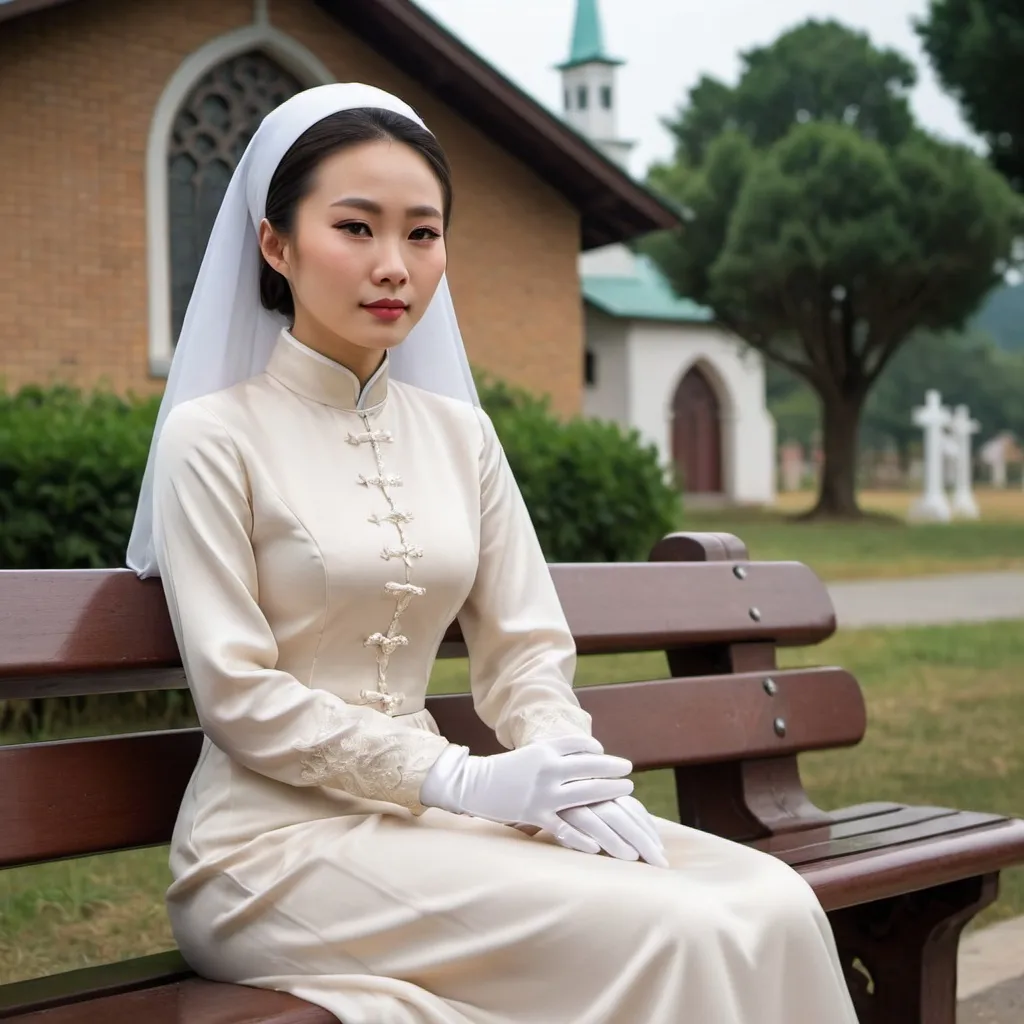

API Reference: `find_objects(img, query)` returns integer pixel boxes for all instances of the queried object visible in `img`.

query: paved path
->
[959,973,1024,1022]
[960,916,1024,1002]
[827,571,1024,629]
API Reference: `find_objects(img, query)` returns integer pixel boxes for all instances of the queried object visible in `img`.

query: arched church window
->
[577,85,588,110]
[167,52,302,344]
[600,85,612,110]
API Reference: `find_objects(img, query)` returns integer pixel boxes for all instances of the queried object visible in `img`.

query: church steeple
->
[559,0,619,69]
[557,0,634,169]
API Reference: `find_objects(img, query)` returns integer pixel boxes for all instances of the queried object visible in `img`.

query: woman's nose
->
[372,240,409,286]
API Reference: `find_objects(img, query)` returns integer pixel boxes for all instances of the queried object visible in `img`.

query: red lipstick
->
[362,298,407,323]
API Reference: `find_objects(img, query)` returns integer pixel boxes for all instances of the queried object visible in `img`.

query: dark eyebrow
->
[330,197,443,220]
[408,204,444,219]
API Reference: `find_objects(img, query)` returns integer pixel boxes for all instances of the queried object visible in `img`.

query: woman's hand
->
[524,735,668,866]
[509,734,669,866]
[419,735,635,854]
[557,795,669,867]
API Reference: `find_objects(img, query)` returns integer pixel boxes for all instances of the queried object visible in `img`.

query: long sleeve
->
[457,408,593,750]
[152,401,449,812]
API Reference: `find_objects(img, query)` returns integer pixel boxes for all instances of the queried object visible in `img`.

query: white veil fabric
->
[127,83,479,578]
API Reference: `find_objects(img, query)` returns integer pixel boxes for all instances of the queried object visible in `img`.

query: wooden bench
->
[1,531,1022,1024]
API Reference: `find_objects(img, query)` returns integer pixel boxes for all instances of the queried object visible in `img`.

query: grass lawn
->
[1,620,1022,984]
[683,487,1024,581]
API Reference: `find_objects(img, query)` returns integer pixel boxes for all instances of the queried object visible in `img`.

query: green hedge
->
[0,385,159,570]
[477,374,680,563]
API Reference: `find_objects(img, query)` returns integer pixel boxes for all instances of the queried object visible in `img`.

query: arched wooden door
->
[671,366,723,493]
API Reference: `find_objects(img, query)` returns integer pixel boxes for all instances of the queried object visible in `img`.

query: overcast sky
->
[412,0,979,178]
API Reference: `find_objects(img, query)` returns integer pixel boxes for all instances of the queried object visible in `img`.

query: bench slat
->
[0,730,203,868]
[816,801,906,824]
[0,572,178,678]
[754,805,964,854]
[0,974,331,1023]
[0,561,835,685]
[428,667,865,766]
[584,666,863,766]
[0,667,863,867]
[0,668,188,703]
[779,808,1014,865]
[796,817,1024,911]
[0,951,191,1020]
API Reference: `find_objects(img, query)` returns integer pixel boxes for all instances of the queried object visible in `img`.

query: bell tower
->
[557,0,634,169]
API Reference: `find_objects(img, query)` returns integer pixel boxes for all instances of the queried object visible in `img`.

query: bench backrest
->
[0,532,866,867]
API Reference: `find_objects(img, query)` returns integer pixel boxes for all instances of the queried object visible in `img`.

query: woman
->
[128,83,859,1024]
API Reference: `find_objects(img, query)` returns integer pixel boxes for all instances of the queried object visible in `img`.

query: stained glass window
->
[168,52,302,343]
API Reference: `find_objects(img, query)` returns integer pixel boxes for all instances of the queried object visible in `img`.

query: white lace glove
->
[558,795,669,867]
[419,734,635,854]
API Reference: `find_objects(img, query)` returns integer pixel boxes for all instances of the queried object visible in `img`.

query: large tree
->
[669,20,918,164]
[644,20,1021,517]
[916,0,1024,190]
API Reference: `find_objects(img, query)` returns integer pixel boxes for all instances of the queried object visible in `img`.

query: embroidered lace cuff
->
[295,704,449,813]
[508,702,594,748]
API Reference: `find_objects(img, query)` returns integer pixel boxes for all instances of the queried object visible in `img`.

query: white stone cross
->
[908,389,953,523]
[980,433,1009,489]
[949,404,981,519]
[942,432,959,489]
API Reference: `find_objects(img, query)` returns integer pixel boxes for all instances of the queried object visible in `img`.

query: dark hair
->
[259,107,453,319]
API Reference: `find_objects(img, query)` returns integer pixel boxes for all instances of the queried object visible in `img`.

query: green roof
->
[557,0,623,69]
[583,256,714,323]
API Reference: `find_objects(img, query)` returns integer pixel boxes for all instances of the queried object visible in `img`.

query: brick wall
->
[0,0,584,414]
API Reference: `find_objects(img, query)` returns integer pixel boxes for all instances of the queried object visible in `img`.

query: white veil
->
[127,83,479,578]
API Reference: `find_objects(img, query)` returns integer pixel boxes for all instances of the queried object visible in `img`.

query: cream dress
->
[153,330,858,1024]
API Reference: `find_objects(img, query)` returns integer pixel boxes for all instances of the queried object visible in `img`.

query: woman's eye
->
[337,222,371,237]
[410,227,442,241]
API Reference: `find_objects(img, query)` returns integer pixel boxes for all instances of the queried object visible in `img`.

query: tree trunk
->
[807,390,865,519]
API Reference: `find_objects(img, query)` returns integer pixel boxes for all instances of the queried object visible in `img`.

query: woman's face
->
[260,138,447,372]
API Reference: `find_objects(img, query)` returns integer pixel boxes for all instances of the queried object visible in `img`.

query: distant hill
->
[971,283,1024,352]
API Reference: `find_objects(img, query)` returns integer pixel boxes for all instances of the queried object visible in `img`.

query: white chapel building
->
[561,0,776,504]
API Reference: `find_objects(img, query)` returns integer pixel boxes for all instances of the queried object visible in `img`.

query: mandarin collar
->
[265,330,389,412]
